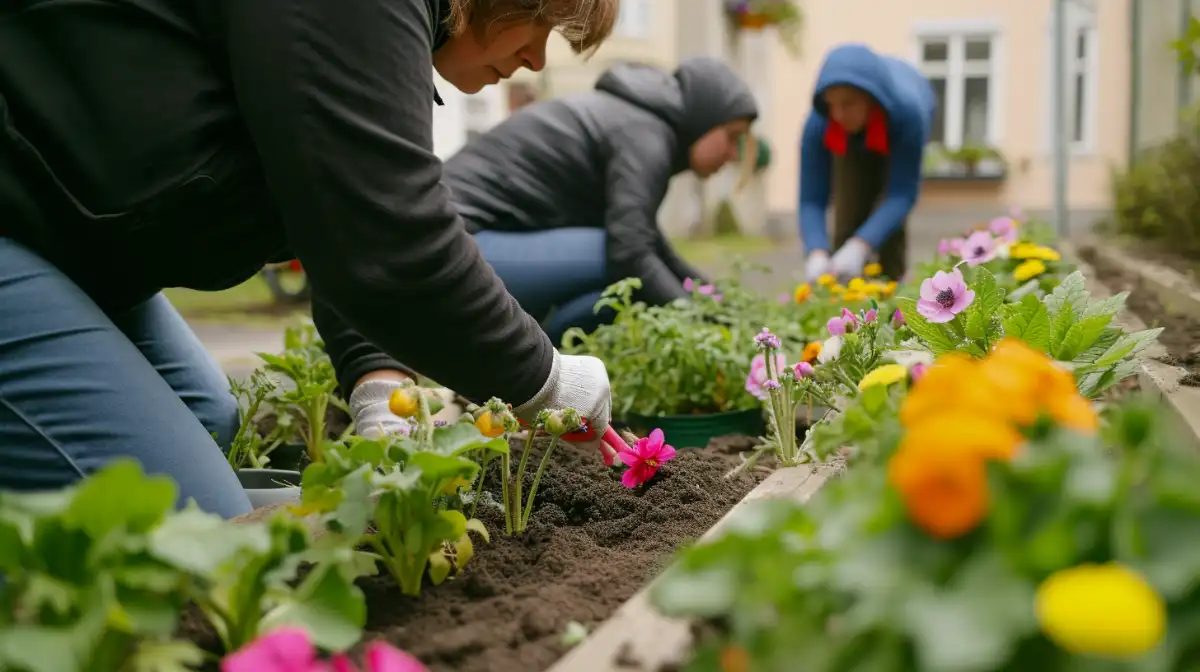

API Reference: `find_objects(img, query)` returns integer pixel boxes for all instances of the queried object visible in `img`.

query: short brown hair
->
[446,0,618,54]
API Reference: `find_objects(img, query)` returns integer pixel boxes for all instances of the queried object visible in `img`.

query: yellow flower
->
[388,388,420,418]
[439,475,473,495]
[1010,242,1061,261]
[801,341,823,363]
[865,282,886,298]
[817,273,836,286]
[793,283,813,303]
[858,364,908,390]
[1036,563,1166,658]
[474,410,506,438]
[884,281,898,297]
[847,277,867,292]
[830,283,845,295]
[864,263,883,277]
[842,291,867,302]
[1013,259,1047,282]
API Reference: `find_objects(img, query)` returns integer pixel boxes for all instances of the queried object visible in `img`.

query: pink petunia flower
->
[916,268,975,324]
[793,361,815,379]
[221,629,427,672]
[988,216,1019,244]
[826,316,846,336]
[618,428,677,488]
[891,308,905,328]
[746,352,787,400]
[960,231,996,266]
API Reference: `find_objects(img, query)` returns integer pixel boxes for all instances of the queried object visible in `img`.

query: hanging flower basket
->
[723,0,803,54]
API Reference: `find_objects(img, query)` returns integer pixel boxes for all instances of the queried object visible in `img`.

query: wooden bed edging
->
[544,464,838,672]
[1063,242,1200,452]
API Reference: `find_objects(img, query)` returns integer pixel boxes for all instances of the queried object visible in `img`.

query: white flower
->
[887,349,935,369]
[995,242,1011,259]
[818,336,843,364]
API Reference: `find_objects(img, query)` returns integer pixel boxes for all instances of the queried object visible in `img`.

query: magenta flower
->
[746,352,787,400]
[777,292,791,304]
[910,362,929,382]
[826,316,846,336]
[944,237,965,258]
[618,428,677,488]
[960,231,996,266]
[863,308,878,324]
[891,308,905,327]
[840,308,859,331]
[222,629,427,672]
[917,268,975,323]
[793,361,815,379]
[988,216,1019,243]
[683,277,723,302]
[937,238,953,256]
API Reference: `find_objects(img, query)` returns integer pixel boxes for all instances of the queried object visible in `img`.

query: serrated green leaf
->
[1093,328,1164,370]
[1083,291,1129,318]
[1050,301,1076,348]
[1001,294,1052,352]
[896,298,958,354]
[965,267,1004,341]
[1056,314,1114,361]
[1044,271,1088,320]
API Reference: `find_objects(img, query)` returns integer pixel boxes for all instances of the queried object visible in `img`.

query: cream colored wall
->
[764,0,1131,217]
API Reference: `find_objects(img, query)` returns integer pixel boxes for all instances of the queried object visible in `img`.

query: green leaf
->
[1093,328,1164,370]
[263,563,366,652]
[1000,294,1052,352]
[902,553,1037,672]
[965,267,1004,340]
[1049,301,1076,349]
[406,452,478,486]
[126,640,206,672]
[64,461,177,538]
[148,506,270,576]
[1056,313,1114,361]
[896,298,957,354]
[651,566,738,618]
[1083,290,1129,319]
[429,422,494,457]
[1044,270,1088,321]
[1121,508,1200,601]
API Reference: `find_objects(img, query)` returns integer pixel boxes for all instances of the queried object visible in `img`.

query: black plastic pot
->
[237,468,302,509]
[260,443,309,472]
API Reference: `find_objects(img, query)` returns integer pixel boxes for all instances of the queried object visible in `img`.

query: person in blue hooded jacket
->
[799,44,936,282]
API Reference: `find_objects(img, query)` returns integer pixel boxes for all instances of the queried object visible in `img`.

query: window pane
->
[962,76,990,144]
[1073,72,1086,142]
[928,77,947,144]
[965,38,991,61]
[921,39,948,63]
[1075,30,1087,58]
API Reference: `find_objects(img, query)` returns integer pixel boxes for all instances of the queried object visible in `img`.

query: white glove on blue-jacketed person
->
[829,238,872,280]
[349,351,612,439]
[804,251,831,284]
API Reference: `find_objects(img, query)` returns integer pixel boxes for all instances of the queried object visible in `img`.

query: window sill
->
[923,172,1008,183]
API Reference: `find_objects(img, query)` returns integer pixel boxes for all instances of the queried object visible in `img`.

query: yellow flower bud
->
[388,388,420,418]
[1035,563,1166,658]
[474,411,505,438]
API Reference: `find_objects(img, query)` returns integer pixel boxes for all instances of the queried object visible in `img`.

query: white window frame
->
[1043,2,1099,155]
[612,0,652,39]
[910,19,1005,149]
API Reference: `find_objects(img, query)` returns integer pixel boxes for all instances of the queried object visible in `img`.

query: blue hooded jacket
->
[798,44,936,251]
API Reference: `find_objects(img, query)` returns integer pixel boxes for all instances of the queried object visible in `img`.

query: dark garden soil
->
[1117,237,1200,281]
[1081,246,1200,387]
[182,434,770,672]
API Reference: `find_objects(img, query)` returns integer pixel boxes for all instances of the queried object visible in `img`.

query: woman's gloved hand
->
[804,250,831,283]
[514,351,612,438]
[830,238,872,280]
[349,378,415,439]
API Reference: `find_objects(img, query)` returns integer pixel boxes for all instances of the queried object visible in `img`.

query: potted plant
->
[724,0,803,53]
[563,278,783,448]
[948,143,1006,177]
[227,371,303,509]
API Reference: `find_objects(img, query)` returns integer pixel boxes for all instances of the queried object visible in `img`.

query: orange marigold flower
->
[888,442,989,539]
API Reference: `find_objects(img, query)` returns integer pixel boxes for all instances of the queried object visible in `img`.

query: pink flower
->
[937,238,953,256]
[746,352,787,400]
[221,629,427,672]
[618,428,677,488]
[910,362,929,382]
[777,292,791,304]
[683,277,722,302]
[793,361,815,379]
[826,316,846,336]
[683,277,695,292]
[988,216,1019,244]
[960,231,996,266]
[863,308,878,324]
[891,308,905,327]
[1010,205,1025,221]
[916,268,974,324]
[943,237,965,258]
[840,308,859,331]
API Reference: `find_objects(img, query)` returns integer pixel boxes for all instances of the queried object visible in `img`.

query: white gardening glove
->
[830,238,872,280]
[804,250,831,284]
[349,379,414,439]
[514,351,612,437]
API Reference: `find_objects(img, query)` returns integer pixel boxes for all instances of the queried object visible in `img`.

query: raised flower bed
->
[1,211,1190,672]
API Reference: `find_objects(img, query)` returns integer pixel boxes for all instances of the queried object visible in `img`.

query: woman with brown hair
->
[0,0,617,517]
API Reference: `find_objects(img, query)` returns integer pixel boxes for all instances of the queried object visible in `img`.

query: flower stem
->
[520,436,559,531]
[509,428,537,535]
[500,451,513,536]
[469,452,491,519]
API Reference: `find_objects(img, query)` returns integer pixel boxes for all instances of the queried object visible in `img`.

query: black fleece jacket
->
[0,0,554,405]
[317,57,760,391]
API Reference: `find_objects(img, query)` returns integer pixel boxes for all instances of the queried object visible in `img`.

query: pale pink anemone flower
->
[960,230,997,266]
[916,268,975,323]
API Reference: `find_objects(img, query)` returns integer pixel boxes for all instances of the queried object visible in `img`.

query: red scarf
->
[823,106,889,156]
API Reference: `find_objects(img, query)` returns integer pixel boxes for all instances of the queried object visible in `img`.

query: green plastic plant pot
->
[624,408,765,449]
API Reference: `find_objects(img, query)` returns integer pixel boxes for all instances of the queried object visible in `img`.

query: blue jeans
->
[474,228,613,345]
[0,238,251,518]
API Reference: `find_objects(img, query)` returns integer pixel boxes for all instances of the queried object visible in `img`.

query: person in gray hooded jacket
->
[329,57,760,436]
